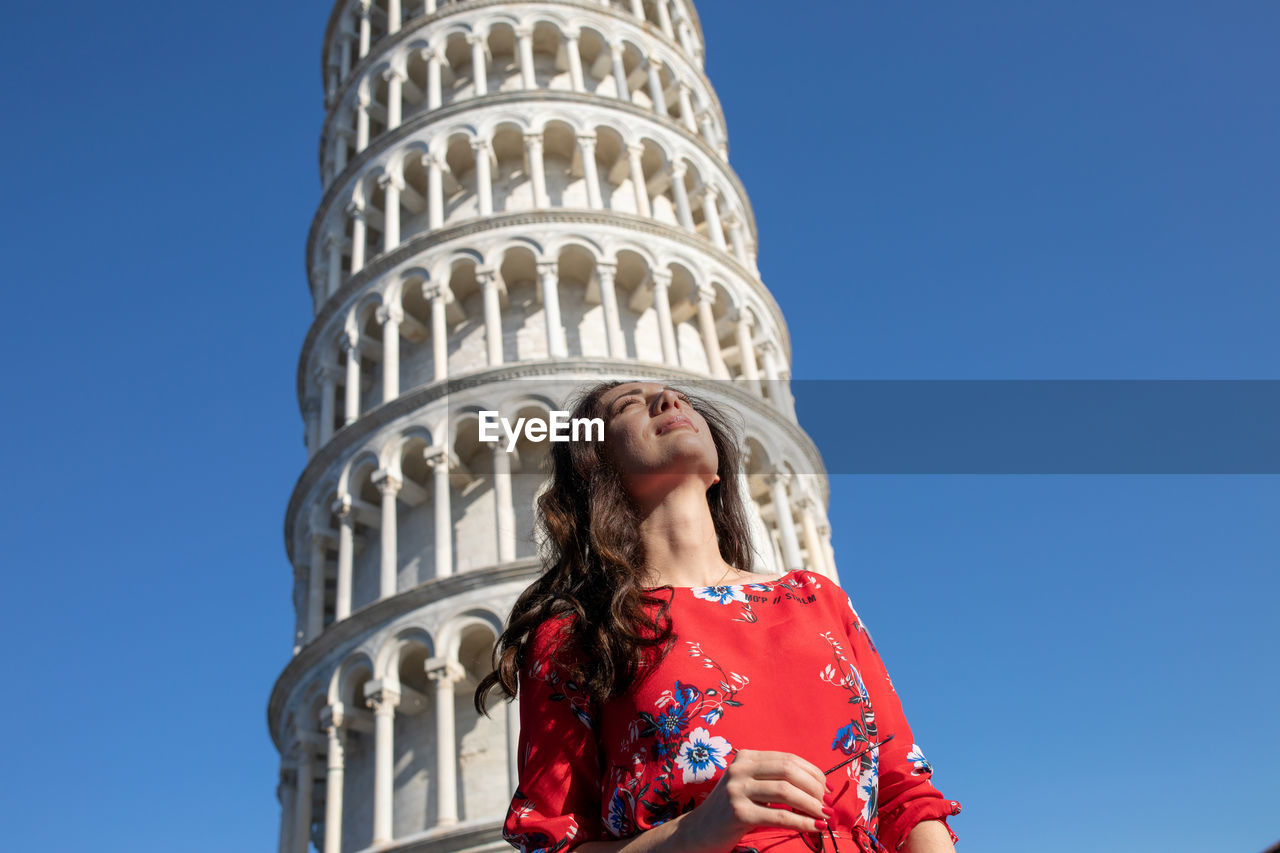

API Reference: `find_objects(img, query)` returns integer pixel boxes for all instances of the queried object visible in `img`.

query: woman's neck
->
[634,480,740,588]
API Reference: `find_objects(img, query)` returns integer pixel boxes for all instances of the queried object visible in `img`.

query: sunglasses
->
[801,734,895,853]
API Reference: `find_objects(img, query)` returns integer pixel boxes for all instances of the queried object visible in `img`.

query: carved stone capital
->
[381,67,406,83]
[693,283,717,305]
[670,160,687,179]
[345,200,366,221]
[470,137,492,154]
[331,493,353,519]
[764,468,791,490]
[595,262,617,283]
[575,133,597,149]
[372,469,403,496]
[340,329,360,354]
[514,26,533,39]
[364,680,401,714]
[625,142,645,158]
[377,171,404,192]
[423,446,451,470]
[649,269,673,289]
[320,702,346,730]
[466,33,487,47]
[536,260,559,279]
[376,303,404,326]
[523,132,544,149]
[729,305,755,327]
[421,281,450,302]
[425,657,466,684]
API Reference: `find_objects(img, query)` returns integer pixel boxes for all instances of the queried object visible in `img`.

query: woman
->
[476,381,961,852]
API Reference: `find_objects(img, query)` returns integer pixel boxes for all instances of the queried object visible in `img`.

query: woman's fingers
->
[733,798,827,834]
[733,749,828,802]
[741,778,827,821]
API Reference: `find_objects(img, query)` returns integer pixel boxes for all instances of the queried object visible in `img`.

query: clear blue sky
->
[2,2,1277,851]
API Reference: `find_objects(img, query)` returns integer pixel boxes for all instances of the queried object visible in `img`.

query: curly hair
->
[474,380,754,713]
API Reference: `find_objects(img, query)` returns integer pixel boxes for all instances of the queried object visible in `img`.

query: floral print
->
[504,570,961,853]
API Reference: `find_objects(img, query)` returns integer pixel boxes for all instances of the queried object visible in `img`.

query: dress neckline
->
[648,568,801,591]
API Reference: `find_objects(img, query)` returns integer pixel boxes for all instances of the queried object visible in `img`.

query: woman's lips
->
[656,415,694,435]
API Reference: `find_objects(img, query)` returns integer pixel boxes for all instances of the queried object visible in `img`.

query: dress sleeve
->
[840,592,962,851]
[503,618,605,853]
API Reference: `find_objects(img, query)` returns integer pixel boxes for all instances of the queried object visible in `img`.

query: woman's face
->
[597,382,721,504]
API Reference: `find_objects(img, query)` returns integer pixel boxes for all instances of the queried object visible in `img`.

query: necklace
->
[711,563,740,587]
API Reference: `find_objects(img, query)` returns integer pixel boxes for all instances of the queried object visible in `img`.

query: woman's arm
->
[901,819,957,853]
[577,749,831,853]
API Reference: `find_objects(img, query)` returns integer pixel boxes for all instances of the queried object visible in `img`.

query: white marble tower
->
[267,1,839,850]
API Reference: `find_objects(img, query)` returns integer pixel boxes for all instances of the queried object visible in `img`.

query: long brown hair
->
[474,380,754,712]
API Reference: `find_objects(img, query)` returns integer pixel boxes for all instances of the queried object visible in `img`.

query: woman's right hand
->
[686,749,832,851]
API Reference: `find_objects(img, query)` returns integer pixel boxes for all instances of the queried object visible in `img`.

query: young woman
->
[476,381,961,853]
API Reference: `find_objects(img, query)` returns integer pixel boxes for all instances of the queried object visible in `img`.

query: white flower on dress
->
[906,744,933,775]
[857,754,880,823]
[675,727,732,783]
[692,585,748,605]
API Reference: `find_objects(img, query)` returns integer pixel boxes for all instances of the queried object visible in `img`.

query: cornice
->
[309,88,755,256]
[282,358,828,564]
[267,560,540,748]
[296,209,788,400]
[320,0,721,139]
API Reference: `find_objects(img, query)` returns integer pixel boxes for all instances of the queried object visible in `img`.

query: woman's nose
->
[652,389,682,413]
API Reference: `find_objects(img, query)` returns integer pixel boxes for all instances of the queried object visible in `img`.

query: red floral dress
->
[503,570,961,852]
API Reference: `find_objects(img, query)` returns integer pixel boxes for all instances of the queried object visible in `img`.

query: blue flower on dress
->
[605,787,636,837]
[675,727,732,783]
[906,744,933,775]
[703,706,723,725]
[692,585,748,605]
[832,720,864,754]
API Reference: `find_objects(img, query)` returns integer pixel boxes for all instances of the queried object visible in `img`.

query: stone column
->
[355,96,370,152]
[627,144,650,216]
[376,304,402,402]
[677,82,697,133]
[698,112,716,149]
[373,469,401,598]
[307,525,327,641]
[357,0,372,58]
[700,186,726,250]
[291,563,307,655]
[378,172,402,252]
[426,659,466,825]
[477,268,504,366]
[566,33,585,92]
[610,43,630,101]
[332,494,355,620]
[577,134,602,208]
[516,26,536,89]
[798,497,832,579]
[492,445,516,562]
[386,0,401,32]
[629,0,644,19]
[426,50,443,109]
[425,152,444,229]
[320,704,347,853]
[347,201,367,272]
[726,213,750,265]
[341,331,361,425]
[525,132,548,209]
[303,397,320,457]
[760,339,783,408]
[505,695,520,794]
[325,234,342,296]
[655,0,674,37]
[424,0,437,12]
[316,365,337,446]
[676,18,696,56]
[291,742,315,853]
[766,471,803,571]
[693,284,729,378]
[367,684,401,844]
[670,162,693,230]
[384,68,404,130]
[650,270,678,365]
[596,262,625,357]
[733,307,762,395]
[471,138,494,215]
[277,762,297,853]
[537,261,567,357]
[646,61,668,116]
[426,448,452,578]
[819,521,838,579]
[422,282,449,380]
[469,34,488,96]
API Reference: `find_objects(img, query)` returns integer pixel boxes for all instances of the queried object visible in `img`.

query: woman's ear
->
[711,473,721,485]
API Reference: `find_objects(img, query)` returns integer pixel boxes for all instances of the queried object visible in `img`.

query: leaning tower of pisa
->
[267,0,840,850]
